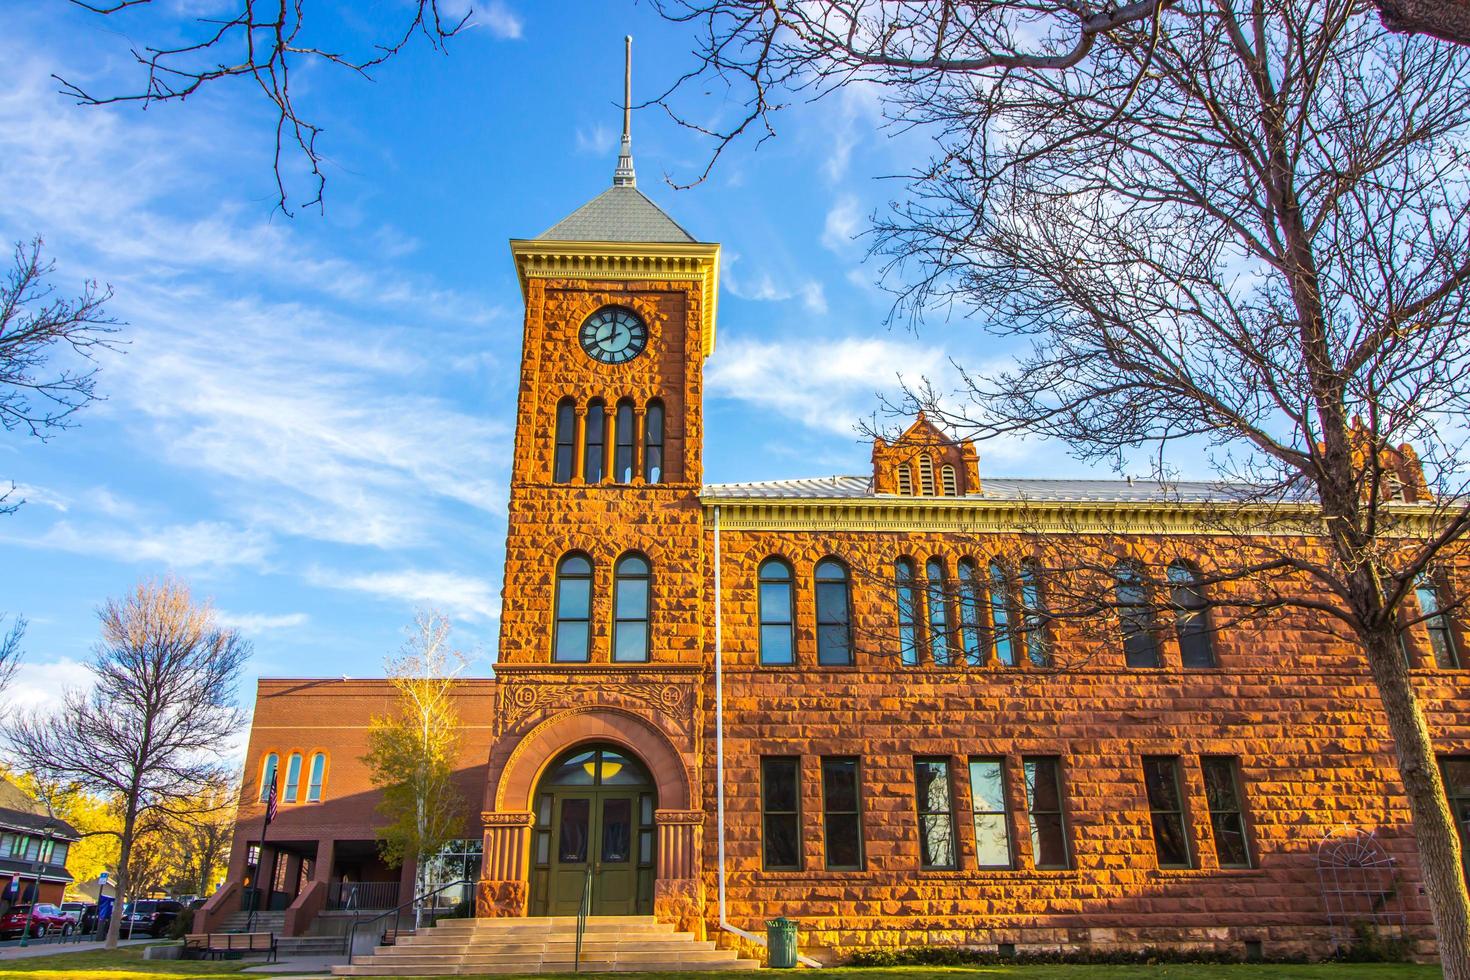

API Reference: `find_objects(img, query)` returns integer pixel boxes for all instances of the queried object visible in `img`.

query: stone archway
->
[477,707,704,934]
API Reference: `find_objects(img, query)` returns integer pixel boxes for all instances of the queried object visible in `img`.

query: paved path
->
[244,953,344,974]
[0,936,154,959]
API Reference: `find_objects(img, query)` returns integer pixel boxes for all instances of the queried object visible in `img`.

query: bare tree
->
[4,578,249,948]
[54,1,471,213]
[654,0,1470,188]
[0,238,117,446]
[362,609,469,925]
[662,0,1470,971]
[0,615,23,696]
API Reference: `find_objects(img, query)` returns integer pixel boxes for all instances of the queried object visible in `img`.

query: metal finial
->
[613,35,637,188]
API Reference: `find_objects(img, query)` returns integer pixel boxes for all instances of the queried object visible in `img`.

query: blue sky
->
[0,1,1085,723]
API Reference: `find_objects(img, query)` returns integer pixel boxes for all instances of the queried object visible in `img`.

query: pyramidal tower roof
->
[535,36,699,244]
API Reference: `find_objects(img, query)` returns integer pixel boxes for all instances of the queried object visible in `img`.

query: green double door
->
[530,747,656,917]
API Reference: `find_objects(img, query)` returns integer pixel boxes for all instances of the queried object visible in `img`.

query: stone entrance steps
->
[332,915,760,975]
[217,911,286,933]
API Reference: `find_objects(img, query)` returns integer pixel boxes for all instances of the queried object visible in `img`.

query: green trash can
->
[767,917,799,969]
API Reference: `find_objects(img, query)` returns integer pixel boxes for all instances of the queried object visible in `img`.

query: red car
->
[0,903,75,939]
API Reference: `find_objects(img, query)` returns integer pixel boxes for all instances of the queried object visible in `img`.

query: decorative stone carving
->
[495,668,696,736]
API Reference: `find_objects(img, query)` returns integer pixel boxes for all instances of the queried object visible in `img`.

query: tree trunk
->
[105,814,136,951]
[1364,627,1470,976]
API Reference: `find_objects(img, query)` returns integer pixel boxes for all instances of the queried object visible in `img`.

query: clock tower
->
[477,38,720,932]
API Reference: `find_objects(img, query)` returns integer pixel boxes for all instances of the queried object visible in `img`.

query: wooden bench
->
[184,932,277,962]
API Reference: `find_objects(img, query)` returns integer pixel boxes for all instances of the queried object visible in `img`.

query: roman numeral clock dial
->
[579,307,648,365]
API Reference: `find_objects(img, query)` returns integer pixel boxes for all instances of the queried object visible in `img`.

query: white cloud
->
[799,281,828,315]
[707,336,949,435]
[307,567,500,623]
[822,195,863,253]
[215,611,310,636]
[481,1,525,40]
[820,86,884,184]
[5,656,92,715]
[8,483,69,512]
[576,124,616,157]
[3,519,271,569]
[722,256,829,315]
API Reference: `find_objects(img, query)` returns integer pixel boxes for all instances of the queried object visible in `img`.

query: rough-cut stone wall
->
[479,274,709,923]
[699,526,1470,960]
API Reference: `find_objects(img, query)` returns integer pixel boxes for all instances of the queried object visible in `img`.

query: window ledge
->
[1150,867,1265,878]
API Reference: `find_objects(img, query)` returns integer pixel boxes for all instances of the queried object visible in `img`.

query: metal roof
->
[535,186,697,244]
[702,475,1258,504]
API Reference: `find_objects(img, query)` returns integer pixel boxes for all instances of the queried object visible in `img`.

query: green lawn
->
[0,949,1448,980]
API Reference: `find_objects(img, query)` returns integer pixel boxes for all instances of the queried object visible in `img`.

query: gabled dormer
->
[871,413,980,497]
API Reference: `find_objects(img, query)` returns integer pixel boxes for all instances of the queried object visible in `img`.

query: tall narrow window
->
[941,464,958,497]
[761,757,802,870]
[956,559,986,666]
[553,553,593,662]
[821,757,864,870]
[1019,559,1051,667]
[614,399,637,484]
[1023,756,1069,869]
[969,758,1013,868]
[1201,757,1252,868]
[643,399,665,484]
[815,559,853,666]
[307,753,326,803]
[918,454,936,495]
[989,561,1016,666]
[926,558,953,666]
[259,753,279,802]
[553,398,577,483]
[1116,561,1161,668]
[282,753,303,803]
[896,558,921,667]
[583,399,606,483]
[1417,576,1461,669]
[896,465,913,496]
[1168,561,1216,668]
[758,559,796,665]
[1142,756,1193,868]
[913,758,956,869]
[613,553,651,662]
[1439,757,1470,877]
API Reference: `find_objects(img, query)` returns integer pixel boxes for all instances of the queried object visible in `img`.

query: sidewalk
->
[0,936,154,959]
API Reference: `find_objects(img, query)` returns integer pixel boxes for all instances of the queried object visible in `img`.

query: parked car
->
[0,903,75,939]
[68,902,99,932]
[58,902,86,924]
[120,899,182,938]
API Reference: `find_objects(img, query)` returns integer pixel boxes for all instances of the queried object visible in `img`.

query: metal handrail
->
[574,864,593,972]
[345,878,471,965]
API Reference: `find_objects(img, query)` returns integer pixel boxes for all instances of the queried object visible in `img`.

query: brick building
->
[202,99,1470,963]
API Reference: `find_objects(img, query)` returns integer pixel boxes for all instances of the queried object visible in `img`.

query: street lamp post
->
[18,820,57,948]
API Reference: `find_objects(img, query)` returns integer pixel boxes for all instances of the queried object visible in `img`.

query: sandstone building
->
[201,94,1470,964]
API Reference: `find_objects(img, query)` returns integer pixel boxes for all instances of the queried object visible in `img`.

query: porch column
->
[477,811,533,918]
[313,839,334,882]
[653,809,704,938]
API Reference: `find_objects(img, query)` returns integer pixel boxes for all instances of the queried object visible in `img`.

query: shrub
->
[167,907,194,940]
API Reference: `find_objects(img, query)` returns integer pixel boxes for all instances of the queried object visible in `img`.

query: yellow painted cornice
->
[700,494,1447,537]
[509,239,721,357]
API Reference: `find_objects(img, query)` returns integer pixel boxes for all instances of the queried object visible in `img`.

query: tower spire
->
[613,35,637,188]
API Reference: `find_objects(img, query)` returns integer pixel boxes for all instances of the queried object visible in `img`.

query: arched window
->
[259,753,279,802]
[643,399,665,484]
[614,399,637,484]
[1115,560,1160,668]
[553,553,594,662]
[896,464,913,496]
[583,399,606,484]
[926,558,953,666]
[896,558,921,666]
[918,455,936,495]
[758,559,795,665]
[815,559,853,666]
[613,553,651,662]
[283,752,303,803]
[1416,575,1461,669]
[553,398,577,483]
[957,558,986,666]
[988,561,1016,666]
[1168,561,1215,668]
[307,753,327,803]
[1019,559,1051,666]
[942,464,958,497]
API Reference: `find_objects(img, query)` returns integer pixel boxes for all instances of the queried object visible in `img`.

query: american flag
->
[264,773,279,827]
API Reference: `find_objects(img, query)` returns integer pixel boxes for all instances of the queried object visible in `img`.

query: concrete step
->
[334,963,756,976]
[383,938,720,955]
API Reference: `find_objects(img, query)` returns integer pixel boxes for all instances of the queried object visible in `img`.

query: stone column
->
[653,809,704,938]
[478,811,534,917]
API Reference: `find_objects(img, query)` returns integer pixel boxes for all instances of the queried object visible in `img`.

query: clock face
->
[579,307,648,365]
